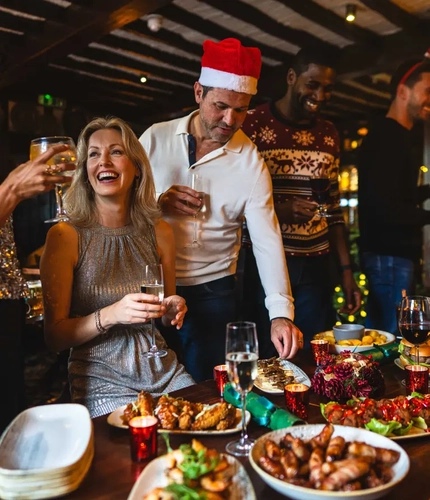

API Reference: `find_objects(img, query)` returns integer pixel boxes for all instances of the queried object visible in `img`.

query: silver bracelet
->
[95,309,108,335]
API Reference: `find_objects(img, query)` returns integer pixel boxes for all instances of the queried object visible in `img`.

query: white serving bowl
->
[314,330,396,354]
[249,424,409,500]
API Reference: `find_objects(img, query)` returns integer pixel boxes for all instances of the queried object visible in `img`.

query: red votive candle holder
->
[214,364,229,397]
[284,383,310,420]
[128,415,158,462]
[310,339,330,366]
[405,364,429,395]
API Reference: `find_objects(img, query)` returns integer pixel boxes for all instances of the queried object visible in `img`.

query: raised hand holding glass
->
[30,136,77,223]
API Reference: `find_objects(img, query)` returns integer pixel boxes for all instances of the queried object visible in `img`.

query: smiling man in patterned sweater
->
[241,46,361,354]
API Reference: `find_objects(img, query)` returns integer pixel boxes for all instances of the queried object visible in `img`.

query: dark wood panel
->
[0,0,174,89]
[359,0,426,32]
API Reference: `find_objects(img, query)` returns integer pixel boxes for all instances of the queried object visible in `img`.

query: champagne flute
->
[30,136,77,223]
[141,264,167,358]
[225,321,259,457]
[398,295,430,367]
[184,173,205,248]
[310,163,332,218]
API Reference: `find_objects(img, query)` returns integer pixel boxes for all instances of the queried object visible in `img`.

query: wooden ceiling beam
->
[0,11,43,34]
[99,33,200,74]
[202,0,335,50]
[125,19,203,57]
[51,58,180,96]
[276,0,378,45]
[335,82,389,108]
[0,0,65,20]
[77,46,196,86]
[0,0,173,89]
[158,4,290,63]
[358,0,426,32]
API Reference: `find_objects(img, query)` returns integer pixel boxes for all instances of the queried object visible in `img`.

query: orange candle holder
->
[214,364,229,397]
[405,364,429,395]
[284,383,310,420]
[310,339,330,366]
[128,415,158,462]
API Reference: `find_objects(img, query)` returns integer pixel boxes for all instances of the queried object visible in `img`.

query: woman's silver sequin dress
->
[68,223,194,417]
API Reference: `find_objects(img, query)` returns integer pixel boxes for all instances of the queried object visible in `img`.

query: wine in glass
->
[398,295,430,366]
[30,136,77,223]
[141,264,167,358]
[225,321,259,457]
[184,173,205,248]
[310,166,331,218]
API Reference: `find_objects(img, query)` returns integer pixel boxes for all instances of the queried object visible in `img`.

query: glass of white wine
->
[30,136,77,223]
[184,173,206,248]
[225,321,259,457]
[141,264,167,358]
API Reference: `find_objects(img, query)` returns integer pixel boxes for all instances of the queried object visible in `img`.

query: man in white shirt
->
[140,38,302,382]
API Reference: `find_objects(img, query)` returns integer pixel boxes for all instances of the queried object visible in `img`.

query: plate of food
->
[314,329,395,354]
[254,357,311,394]
[107,391,250,434]
[128,439,256,500]
[249,423,409,500]
[321,393,430,440]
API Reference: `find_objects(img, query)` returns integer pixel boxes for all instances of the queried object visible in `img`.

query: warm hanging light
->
[345,4,357,22]
[140,76,147,84]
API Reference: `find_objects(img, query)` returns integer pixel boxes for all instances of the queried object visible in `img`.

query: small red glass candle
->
[284,383,310,420]
[310,339,330,366]
[405,364,429,395]
[128,416,158,462]
[214,364,229,397]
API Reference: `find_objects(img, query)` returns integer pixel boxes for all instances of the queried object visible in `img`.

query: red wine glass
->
[310,167,331,218]
[398,295,430,366]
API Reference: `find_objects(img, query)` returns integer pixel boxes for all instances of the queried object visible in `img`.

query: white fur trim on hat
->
[198,67,258,95]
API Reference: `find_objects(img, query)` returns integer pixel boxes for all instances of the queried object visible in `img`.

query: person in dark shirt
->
[358,54,430,334]
[242,46,361,353]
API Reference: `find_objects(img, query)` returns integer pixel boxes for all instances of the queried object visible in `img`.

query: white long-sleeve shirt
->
[140,110,294,321]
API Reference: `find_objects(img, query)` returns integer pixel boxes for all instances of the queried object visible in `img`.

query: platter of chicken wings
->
[250,423,409,500]
[107,391,250,434]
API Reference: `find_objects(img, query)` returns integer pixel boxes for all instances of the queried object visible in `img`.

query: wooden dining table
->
[63,350,430,500]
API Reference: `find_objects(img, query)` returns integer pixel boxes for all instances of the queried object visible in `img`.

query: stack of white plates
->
[0,404,93,500]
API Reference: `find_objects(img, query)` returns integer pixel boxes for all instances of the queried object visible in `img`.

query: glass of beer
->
[30,136,77,223]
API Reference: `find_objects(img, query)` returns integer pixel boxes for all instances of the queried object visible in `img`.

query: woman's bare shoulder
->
[45,221,78,247]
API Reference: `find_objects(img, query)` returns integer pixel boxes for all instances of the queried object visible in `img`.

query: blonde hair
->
[65,116,160,230]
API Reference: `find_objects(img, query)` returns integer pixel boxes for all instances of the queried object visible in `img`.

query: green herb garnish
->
[177,444,219,482]
[164,484,207,500]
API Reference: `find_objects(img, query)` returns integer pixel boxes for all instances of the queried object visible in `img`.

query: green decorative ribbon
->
[364,342,400,364]
[223,383,305,429]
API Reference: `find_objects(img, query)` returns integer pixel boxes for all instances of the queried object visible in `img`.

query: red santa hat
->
[198,38,262,95]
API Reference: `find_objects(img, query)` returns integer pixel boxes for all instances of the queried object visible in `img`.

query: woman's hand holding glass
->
[104,292,166,327]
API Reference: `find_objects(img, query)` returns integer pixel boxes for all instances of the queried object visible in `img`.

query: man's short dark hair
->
[390,59,430,99]
[201,85,214,98]
[290,46,340,76]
